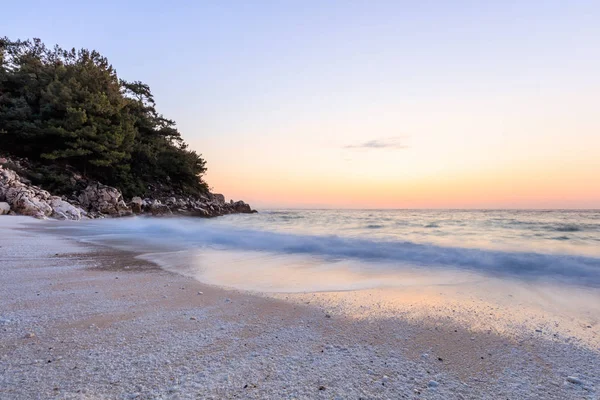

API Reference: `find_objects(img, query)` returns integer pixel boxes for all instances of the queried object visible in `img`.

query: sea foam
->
[54,216,600,287]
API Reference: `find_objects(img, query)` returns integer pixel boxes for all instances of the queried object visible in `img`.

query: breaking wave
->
[56,217,600,287]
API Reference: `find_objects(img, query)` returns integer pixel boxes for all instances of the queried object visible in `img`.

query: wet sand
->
[0,216,598,399]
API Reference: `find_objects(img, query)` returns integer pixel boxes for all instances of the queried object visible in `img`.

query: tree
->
[0,37,208,197]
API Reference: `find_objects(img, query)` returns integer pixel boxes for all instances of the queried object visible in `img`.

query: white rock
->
[566,376,583,385]
[428,380,439,388]
[49,197,83,220]
[0,202,10,215]
[79,183,130,215]
[10,189,53,218]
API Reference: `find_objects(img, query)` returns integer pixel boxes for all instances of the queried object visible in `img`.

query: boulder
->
[3,184,52,219]
[0,202,10,215]
[148,200,172,216]
[231,200,254,213]
[130,197,143,214]
[79,183,131,216]
[0,165,86,220]
[212,193,226,205]
[49,197,83,220]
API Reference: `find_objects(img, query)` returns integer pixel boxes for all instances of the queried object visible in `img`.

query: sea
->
[50,209,600,292]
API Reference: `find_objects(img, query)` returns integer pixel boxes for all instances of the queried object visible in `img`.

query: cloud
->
[344,136,409,150]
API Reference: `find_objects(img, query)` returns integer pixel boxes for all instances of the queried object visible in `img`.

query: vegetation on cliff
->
[0,37,208,198]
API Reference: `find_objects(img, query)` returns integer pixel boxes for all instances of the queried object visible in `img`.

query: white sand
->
[0,216,598,399]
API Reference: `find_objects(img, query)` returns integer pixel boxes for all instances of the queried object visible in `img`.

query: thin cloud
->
[344,136,409,150]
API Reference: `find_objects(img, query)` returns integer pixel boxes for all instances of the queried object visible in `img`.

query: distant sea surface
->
[51,209,600,291]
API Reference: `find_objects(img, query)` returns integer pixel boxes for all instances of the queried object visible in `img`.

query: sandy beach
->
[1,216,599,399]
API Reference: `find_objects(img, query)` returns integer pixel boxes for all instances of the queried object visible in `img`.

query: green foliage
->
[0,37,208,198]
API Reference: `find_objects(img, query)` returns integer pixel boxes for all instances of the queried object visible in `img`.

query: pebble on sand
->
[428,380,439,388]
[24,332,36,338]
[566,376,583,385]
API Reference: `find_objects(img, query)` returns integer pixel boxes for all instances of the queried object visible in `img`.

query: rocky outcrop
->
[0,158,256,220]
[0,165,86,220]
[78,183,131,216]
[125,195,256,217]
[231,200,253,213]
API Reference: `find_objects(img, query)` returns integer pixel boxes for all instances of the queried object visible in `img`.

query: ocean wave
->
[62,217,600,287]
[365,224,384,229]
[278,215,305,221]
[552,224,581,232]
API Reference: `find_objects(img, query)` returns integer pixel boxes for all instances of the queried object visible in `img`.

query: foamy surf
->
[41,213,600,350]
[45,211,600,289]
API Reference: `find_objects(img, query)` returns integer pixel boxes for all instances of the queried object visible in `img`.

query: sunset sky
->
[5,1,600,208]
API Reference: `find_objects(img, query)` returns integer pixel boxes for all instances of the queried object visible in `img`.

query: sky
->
[4,1,600,208]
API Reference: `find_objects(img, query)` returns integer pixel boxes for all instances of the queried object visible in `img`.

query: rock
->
[148,201,172,216]
[6,186,53,219]
[49,197,83,220]
[1,161,257,219]
[0,202,10,215]
[231,200,254,213]
[24,332,36,339]
[212,193,226,204]
[130,197,143,214]
[194,206,210,216]
[79,183,131,216]
[428,380,439,388]
[566,376,583,385]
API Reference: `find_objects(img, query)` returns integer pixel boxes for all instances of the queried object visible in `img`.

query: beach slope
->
[0,216,598,399]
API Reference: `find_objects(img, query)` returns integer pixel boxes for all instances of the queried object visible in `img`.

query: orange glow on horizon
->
[207,162,600,209]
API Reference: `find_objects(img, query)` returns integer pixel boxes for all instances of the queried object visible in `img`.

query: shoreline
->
[1,216,598,399]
